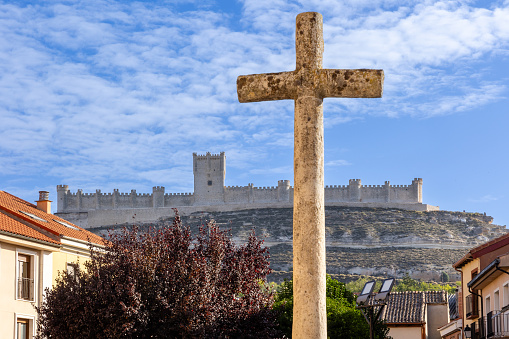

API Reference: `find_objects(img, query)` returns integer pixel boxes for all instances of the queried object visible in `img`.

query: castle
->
[56,152,438,228]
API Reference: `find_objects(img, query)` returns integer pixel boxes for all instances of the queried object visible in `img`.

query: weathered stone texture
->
[236,11,384,339]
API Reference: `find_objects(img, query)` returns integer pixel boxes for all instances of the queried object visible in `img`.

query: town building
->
[382,290,450,339]
[0,190,103,339]
[452,232,509,338]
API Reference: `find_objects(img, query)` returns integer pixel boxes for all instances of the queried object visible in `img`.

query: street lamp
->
[357,278,396,339]
[356,280,376,305]
[464,325,472,338]
[375,278,396,301]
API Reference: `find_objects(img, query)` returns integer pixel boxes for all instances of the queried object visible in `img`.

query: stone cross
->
[237,12,383,339]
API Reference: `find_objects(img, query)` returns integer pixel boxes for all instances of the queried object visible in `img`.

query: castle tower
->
[56,185,69,213]
[153,186,165,208]
[348,179,362,202]
[412,178,423,203]
[193,152,226,205]
[278,180,291,202]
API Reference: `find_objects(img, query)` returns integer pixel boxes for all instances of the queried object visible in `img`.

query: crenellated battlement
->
[57,184,68,191]
[56,153,433,227]
[192,151,225,159]
[225,185,250,190]
[165,192,193,196]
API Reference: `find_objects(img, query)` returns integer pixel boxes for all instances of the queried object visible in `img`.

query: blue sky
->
[1,0,508,226]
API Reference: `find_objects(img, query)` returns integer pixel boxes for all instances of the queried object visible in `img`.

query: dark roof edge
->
[467,258,500,289]
[0,229,60,247]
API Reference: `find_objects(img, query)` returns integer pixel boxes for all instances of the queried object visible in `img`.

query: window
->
[15,316,34,339]
[17,318,29,339]
[207,180,212,186]
[67,262,79,281]
[466,293,479,318]
[466,269,479,319]
[17,254,34,301]
[18,210,47,222]
[53,219,79,230]
[486,295,491,313]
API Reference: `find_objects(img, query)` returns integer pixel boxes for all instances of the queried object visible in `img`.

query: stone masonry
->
[56,152,438,228]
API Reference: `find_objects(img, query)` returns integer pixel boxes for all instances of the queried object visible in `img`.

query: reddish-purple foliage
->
[36,213,280,338]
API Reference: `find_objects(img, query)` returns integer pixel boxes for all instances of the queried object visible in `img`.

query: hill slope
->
[90,207,507,283]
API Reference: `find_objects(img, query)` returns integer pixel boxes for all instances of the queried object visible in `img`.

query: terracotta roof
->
[0,191,103,245]
[0,211,60,244]
[382,291,448,324]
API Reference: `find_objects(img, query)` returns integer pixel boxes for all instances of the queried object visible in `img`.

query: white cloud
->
[325,159,352,167]
[0,0,508,206]
[469,194,500,203]
[249,165,293,175]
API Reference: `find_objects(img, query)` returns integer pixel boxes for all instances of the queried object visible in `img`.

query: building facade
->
[0,190,103,339]
[453,232,509,338]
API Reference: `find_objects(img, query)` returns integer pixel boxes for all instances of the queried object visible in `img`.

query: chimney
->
[36,191,52,214]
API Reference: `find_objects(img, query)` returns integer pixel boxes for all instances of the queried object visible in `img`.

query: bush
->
[36,214,280,338]
[274,276,391,339]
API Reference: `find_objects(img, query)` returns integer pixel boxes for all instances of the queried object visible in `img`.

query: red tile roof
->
[382,291,448,324]
[0,191,103,245]
[0,211,60,244]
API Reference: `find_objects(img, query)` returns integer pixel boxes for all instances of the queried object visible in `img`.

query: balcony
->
[18,277,34,301]
[470,311,509,339]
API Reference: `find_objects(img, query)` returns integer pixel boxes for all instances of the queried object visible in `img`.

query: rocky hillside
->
[90,207,507,283]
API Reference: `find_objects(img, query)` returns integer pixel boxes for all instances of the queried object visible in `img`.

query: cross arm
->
[237,71,297,103]
[319,69,384,98]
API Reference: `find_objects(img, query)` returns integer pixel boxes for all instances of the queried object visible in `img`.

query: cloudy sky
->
[1,0,508,226]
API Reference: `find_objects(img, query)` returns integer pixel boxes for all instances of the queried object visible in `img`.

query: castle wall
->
[224,186,251,204]
[80,191,97,210]
[57,179,423,213]
[361,185,387,202]
[324,185,348,202]
[56,153,431,228]
[389,185,414,203]
[165,193,194,207]
[253,186,278,203]
[98,192,113,209]
[57,177,428,229]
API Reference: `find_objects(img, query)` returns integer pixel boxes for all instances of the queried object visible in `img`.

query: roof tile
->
[382,291,448,324]
[0,212,59,244]
[0,191,103,245]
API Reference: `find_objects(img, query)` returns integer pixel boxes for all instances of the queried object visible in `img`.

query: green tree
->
[393,273,459,293]
[36,214,280,338]
[347,274,460,294]
[274,276,391,339]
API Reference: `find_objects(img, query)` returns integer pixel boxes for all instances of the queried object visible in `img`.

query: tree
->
[346,274,460,294]
[392,273,459,293]
[273,276,391,339]
[36,213,280,338]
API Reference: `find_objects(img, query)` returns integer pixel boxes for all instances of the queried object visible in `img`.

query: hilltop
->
[90,207,507,283]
